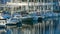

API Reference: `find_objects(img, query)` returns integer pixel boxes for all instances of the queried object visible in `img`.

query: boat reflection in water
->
[6,16,60,34]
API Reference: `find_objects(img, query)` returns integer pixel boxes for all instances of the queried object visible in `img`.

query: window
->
[0,7,3,11]
[41,6,43,10]
[22,0,27,2]
[44,5,51,10]
[0,20,6,25]
[53,0,58,2]
[47,5,51,10]
[29,6,34,10]
[23,6,26,10]
[45,6,47,10]
[45,0,52,3]
[29,0,34,2]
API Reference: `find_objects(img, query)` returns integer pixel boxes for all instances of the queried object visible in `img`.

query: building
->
[0,0,59,14]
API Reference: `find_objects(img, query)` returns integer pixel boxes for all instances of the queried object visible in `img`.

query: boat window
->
[11,18,17,20]
[0,20,6,24]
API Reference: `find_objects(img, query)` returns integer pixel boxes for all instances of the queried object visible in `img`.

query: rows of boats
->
[1,11,60,23]
[0,11,59,34]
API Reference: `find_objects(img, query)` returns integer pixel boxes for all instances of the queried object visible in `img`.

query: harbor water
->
[4,17,60,34]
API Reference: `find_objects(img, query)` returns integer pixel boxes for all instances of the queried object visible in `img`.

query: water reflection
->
[1,17,60,34]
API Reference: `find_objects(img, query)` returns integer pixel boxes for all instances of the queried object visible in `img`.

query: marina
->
[0,0,60,34]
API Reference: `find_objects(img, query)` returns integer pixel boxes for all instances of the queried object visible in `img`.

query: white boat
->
[0,12,6,33]
[0,12,6,26]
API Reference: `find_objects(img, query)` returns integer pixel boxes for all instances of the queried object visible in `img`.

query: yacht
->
[0,12,6,33]
[0,12,6,26]
[6,17,21,28]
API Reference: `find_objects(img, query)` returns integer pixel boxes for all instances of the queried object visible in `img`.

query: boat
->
[0,12,7,33]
